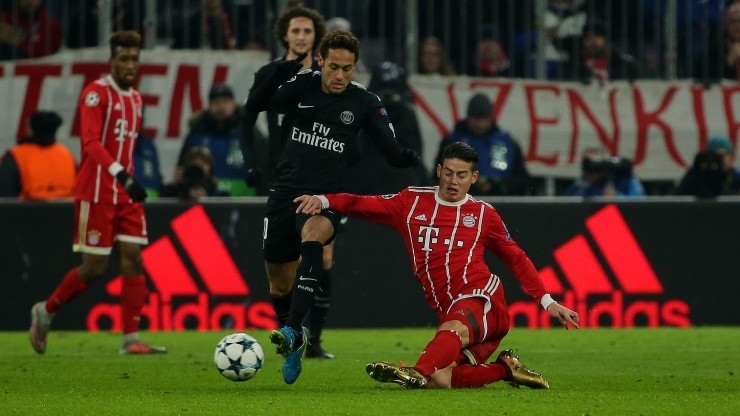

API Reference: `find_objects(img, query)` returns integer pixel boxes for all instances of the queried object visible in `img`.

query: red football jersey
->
[324,186,547,316]
[75,75,143,204]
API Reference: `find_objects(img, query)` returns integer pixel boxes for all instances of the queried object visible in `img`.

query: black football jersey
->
[269,70,403,196]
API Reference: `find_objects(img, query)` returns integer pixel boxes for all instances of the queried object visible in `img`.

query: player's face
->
[285,17,316,57]
[110,46,141,90]
[318,48,356,94]
[436,158,479,202]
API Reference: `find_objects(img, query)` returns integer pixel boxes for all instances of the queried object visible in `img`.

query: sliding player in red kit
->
[295,141,578,389]
[28,31,166,355]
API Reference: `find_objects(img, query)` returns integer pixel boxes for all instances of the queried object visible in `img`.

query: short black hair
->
[109,30,141,58]
[319,30,360,63]
[273,6,326,50]
[441,142,478,171]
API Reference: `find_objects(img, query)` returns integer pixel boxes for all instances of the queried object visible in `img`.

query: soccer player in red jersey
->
[28,31,165,355]
[295,141,579,389]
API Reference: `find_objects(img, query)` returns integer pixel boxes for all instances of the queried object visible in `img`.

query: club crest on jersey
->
[87,229,102,246]
[340,111,354,125]
[379,107,388,116]
[85,91,100,107]
[462,214,477,228]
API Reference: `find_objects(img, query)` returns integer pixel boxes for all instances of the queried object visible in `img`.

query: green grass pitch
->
[1,327,738,415]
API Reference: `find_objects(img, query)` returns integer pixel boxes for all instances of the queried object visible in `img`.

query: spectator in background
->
[563,147,645,197]
[0,0,62,60]
[541,0,587,80]
[577,21,638,85]
[723,3,740,81]
[178,84,253,196]
[693,2,740,83]
[418,36,456,76]
[0,110,75,200]
[434,93,532,196]
[469,37,511,77]
[161,147,227,200]
[674,136,740,197]
[172,0,234,49]
[133,132,163,199]
[346,61,430,194]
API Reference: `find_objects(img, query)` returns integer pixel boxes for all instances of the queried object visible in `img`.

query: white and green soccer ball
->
[214,333,264,382]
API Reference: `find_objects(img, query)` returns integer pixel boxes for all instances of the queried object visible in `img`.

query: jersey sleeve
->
[79,85,120,174]
[269,70,312,113]
[324,191,406,229]
[482,205,547,301]
[360,93,408,167]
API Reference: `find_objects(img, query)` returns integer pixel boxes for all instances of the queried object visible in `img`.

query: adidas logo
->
[414,214,428,221]
[114,103,122,111]
[87,205,275,332]
[510,204,690,328]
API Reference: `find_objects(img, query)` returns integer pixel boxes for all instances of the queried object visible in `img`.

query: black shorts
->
[262,195,341,263]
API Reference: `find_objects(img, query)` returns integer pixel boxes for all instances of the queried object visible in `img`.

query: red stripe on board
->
[554,235,613,298]
[171,206,249,296]
[586,204,663,294]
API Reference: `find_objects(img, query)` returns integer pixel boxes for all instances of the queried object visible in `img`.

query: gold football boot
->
[365,361,428,389]
[496,349,550,389]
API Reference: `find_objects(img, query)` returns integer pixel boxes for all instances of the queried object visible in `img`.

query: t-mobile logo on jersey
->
[417,226,439,252]
[113,119,137,142]
[418,226,465,252]
[290,122,345,153]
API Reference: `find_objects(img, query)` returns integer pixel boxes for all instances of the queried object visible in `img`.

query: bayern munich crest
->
[462,214,477,228]
[340,111,354,124]
[87,229,102,245]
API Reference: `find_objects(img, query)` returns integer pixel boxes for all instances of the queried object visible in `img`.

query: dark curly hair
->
[273,6,326,51]
[109,30,141,58]
[441,142,479,171]
[318,30,360,63]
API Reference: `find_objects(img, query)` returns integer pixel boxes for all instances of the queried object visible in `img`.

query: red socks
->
[46,268,88,314]
[413,329,462,377]
[120,275,148,335]
[451,363,509,388]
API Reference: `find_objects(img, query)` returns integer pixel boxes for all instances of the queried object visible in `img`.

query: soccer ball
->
[214,333,265,382]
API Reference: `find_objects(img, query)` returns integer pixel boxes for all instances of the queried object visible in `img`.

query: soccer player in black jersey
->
[246,30,420,384]
[244,6,337,360]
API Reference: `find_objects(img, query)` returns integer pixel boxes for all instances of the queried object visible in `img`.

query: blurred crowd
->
[2,0,740,83]
[0,0,739,201]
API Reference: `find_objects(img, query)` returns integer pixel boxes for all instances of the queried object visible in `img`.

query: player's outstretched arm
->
[294,194,324,215]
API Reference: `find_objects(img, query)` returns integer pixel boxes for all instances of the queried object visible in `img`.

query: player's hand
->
[294,194,323,215]
[275,52,309,82]
[546,302,579,329]
[400,148,421,168]
[245,168,262,188]
[115,171,147,202]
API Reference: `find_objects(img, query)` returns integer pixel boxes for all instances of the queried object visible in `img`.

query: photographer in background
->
[563,147,645,197]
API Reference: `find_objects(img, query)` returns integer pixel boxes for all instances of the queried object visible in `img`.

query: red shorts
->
[72,199,148,255]
[441,285,510,365]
